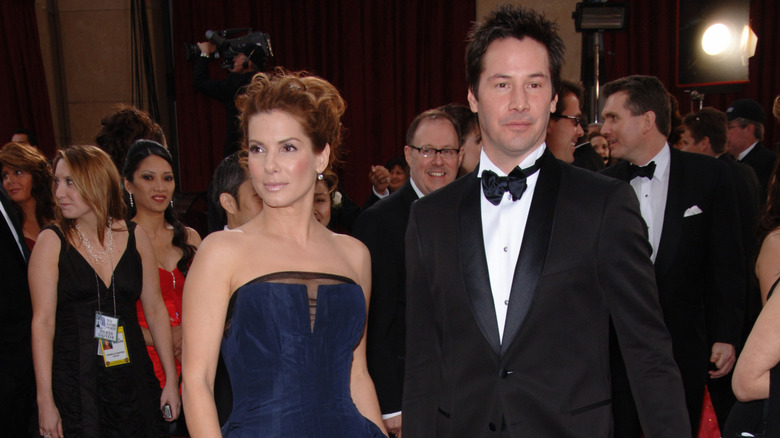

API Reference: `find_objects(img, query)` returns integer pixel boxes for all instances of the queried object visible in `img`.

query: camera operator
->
[193,42,257,157]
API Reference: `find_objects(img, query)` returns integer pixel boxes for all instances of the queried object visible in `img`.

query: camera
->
[162,403,172,420]
[185,28,273,70]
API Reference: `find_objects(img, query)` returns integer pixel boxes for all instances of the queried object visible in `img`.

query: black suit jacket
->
[718,154,762,339]
[353,181,418,414]
[738,141,776,205]
[403,150,688,437]
[603,147,745,423]
[0,186,35,436]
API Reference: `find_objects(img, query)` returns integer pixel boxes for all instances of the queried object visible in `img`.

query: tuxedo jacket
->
[603,148,745,402]
[403,150,689,437]
[353,181,418,414]
[738,141,776,204]
[0,186,35,436]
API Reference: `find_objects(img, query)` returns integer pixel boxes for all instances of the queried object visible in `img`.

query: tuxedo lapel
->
[501,151,560,354]
[0,186,29,262]
[654,148,683,277]
[459,172,501,355]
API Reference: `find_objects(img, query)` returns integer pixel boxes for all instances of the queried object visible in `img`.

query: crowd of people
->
[3,4,780,438]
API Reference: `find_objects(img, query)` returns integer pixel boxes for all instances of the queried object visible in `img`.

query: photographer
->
[193,41,257,157]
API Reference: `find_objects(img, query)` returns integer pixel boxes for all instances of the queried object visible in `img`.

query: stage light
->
[573,2,629,32]
[701,23,731,56]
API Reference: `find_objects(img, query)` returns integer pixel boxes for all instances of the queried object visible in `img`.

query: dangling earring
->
[317,173,324,181]
[129,193,134,208]
[170,199,174,209]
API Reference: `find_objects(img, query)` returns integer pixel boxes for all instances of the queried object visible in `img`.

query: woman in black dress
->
[30,145,180,438]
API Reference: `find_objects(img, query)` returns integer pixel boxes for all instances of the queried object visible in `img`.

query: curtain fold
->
[0,0,56,157]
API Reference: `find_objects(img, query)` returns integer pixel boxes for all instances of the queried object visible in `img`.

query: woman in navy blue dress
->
[182,71,387,438]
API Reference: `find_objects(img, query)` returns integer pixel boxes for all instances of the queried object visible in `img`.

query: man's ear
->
[641,111,657,135]
[219,193,239,215]
[404,145,413,167]
[467,88,478,113]
[549,93,559,114]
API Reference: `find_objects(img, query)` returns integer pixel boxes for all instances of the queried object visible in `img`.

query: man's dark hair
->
[211,151,249,215]
[683,107,728,154]
[438,103,480,146]
[603,75,672,136]
[406,109,459,147]
[551,79,583,118]
[13,128,37,146]
[465,5,564,101]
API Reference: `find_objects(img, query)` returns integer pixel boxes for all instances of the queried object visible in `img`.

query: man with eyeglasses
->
[725,98,774,203]
[403,6,688,437]
[353,108,462,437]
[545,79,584,165]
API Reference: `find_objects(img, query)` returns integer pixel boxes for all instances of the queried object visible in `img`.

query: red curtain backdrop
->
[171,0,476,199]
[602,0,779,147]
[0,0,56,157]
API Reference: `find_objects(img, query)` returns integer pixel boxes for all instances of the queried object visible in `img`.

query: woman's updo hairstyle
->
[236,69,346,174]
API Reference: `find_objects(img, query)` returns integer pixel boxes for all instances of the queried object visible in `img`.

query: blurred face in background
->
[546,92,584,164]
[2,166,33,204]
[590,134,609,163]
[388,164,409,193]
[125,155,175,215]
[404,118,461,196]
[313,180,331,226]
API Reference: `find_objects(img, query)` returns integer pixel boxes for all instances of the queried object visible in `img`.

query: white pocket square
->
[683,205,703,217]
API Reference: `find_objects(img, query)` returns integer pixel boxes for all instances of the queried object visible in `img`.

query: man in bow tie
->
[601,76,745,437]
[402,6,688,438]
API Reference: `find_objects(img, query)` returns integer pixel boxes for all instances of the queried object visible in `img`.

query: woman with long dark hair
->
[123,139,201,388]
[0,141,55,249]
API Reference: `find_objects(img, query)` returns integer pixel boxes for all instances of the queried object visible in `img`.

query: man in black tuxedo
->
[353,109,462,436]
[0,186,36,436]
[725,98,775,205]
[679,107,761,430]
[601,76,745,436]
[402,6,689,437]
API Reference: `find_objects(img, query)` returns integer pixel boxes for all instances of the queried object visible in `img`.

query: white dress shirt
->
[477,145,544,342]
[629,144,670,262]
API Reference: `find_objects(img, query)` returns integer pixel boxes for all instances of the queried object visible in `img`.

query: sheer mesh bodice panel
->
[220,271,384,437]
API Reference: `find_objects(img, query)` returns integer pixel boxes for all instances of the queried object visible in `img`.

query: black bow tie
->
[481,158,543,206]
[626,161,656,181]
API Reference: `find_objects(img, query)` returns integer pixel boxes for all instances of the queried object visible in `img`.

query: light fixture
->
[701,23,731,56]
[573,2,629,32]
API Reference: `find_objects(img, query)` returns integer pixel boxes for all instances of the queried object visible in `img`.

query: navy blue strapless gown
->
[220,272,386,437]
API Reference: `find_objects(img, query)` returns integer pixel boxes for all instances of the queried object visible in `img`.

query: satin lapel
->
[0,186,29,261]
[459,173,501,354]
[654,147,683,277]
[501,151,560,355]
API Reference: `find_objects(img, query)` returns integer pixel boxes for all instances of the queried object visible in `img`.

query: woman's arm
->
[349,241,388,436]
[29,229,64,438]
[733,290,780,401]
[755,233,780,304]
[136,226,180,421]
[181,234,234,437]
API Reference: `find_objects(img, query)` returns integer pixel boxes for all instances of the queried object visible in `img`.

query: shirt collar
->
[477,144,546,178]
[409,178,425,199]
[641,143,670,183]
[738,141,759,161]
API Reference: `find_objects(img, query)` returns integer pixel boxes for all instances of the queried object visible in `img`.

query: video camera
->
[185,28,273,70]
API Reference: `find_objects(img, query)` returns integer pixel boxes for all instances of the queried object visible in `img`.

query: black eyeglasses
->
[408,145,460,159]
[551,113,582,125]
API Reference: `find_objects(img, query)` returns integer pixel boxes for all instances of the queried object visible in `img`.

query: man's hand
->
[197,41,216,56]
[384,414,402,437]
[369,165,391,194]
[709,342,736,378]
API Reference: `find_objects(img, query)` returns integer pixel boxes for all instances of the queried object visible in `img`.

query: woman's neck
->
[132,208,168,239]
[19,199,40,237]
